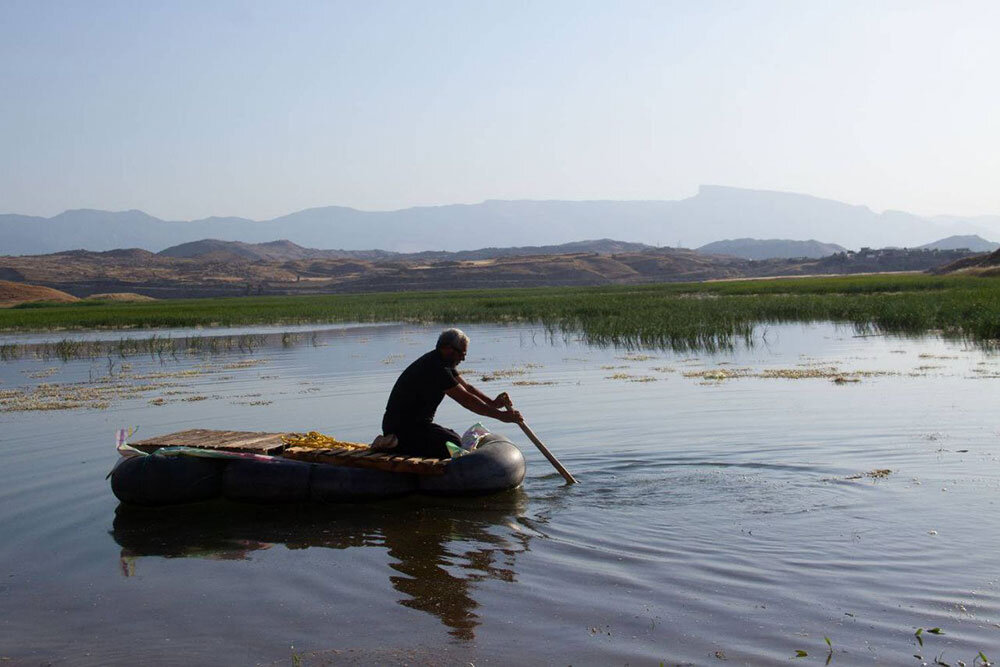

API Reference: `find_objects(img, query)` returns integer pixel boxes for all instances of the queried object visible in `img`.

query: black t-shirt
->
[382,349,459,433]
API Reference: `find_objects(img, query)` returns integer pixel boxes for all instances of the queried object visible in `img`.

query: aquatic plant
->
[2,274,1000,351]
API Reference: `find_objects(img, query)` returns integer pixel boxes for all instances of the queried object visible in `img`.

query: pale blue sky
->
[2,0,997,219]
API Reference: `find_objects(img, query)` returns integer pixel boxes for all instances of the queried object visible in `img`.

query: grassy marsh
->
[2,274,1000,350]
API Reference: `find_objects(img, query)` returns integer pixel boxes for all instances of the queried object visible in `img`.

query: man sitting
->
[380,328,522,459]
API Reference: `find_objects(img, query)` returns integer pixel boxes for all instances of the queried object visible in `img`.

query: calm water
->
[1,322,998,665]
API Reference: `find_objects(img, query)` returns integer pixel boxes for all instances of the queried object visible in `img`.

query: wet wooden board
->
[283,446,450,476]
[130,429,288,454]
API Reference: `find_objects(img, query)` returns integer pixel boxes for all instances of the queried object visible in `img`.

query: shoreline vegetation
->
[1,274,998,352]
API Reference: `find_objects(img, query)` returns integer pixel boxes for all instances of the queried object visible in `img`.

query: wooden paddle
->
[499,394,577,485]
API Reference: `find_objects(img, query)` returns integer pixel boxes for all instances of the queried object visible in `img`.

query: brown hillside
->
[85,292,157,302]
[0,280,80,307]
[0,245,985,299]
[931,248,1000,275]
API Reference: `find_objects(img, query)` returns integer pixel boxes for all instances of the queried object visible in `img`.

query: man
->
[381,328,523,459]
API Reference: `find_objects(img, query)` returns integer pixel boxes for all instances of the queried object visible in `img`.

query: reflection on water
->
[111,491,531,640]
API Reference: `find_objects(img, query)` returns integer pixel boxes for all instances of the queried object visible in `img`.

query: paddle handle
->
[517,421,577,485]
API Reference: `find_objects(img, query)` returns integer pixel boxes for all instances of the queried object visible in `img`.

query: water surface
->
[1,322,998,665]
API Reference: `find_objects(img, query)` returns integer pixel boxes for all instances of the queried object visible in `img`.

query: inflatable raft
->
[109,428,526,507]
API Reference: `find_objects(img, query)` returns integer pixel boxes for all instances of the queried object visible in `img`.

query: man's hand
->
[499,407,523,424]
[493,392,522,423]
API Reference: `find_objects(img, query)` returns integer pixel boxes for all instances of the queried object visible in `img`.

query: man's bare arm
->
[455,373,496,405]
[446,383,522,423]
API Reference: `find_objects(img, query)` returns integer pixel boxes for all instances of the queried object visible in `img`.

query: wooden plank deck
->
[129,429,451,475]
[130,429,288,454]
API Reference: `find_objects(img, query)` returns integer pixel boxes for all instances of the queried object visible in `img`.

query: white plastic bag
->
[460,422,491,450]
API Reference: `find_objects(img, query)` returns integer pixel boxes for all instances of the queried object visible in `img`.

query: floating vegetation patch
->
[25,367,59,379]
[511,380,557,386]
[683,368,751,380]
[824,468,893,482]
[761,367,844,379]
[133,368,208,380]
[381,354,405,364]
[617,354,657,361]
[605,373,658,382]
[845,469,892,480]
[0,355,273,412]
[222,359,266,370]
[683,366,897,382]
[651,366,676,373]
[480,367,530,381]
[0,380,153,412]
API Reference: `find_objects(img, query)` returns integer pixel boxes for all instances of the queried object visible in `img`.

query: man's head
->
[437,328,469,367]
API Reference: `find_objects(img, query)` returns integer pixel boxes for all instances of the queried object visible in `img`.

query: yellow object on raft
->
[281,431,368,451]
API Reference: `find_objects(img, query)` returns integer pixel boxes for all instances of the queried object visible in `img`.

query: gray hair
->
[436,328,469,350]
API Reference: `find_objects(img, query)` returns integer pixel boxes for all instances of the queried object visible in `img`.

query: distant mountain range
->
[3,185,1000,256]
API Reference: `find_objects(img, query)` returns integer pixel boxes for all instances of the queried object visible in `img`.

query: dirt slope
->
[0,280,79,307]
[85,293,157,302]
[932,248,1000,275]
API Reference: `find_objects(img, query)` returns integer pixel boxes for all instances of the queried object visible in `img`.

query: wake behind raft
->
[109,426,526,507]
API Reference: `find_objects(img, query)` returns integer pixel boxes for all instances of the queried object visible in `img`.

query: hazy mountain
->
[916,235,999,252]
[3,186,999,256]
[930,214,1000,227]
[696,238,847,260]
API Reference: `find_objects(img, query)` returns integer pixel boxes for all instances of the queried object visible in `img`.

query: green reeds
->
[0,334,271,362]
[2,274,999,351]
